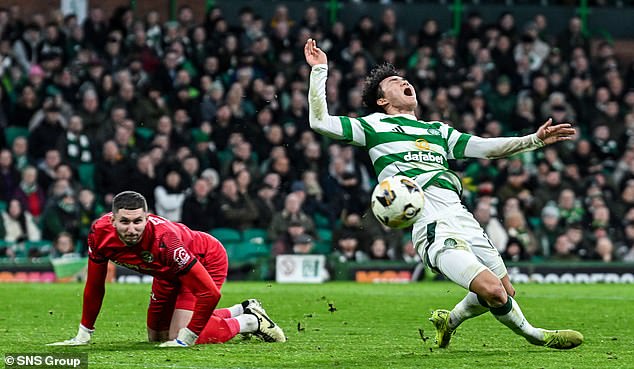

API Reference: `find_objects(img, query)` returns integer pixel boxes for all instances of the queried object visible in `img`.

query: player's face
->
[111,208,148,246]
[378,76,417,111]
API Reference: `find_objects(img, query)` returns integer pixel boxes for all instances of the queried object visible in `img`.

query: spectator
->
[503,210,539,258]
[592,236,614,263]
[77,188,103,249]
[181,178,217,232]
[217,177,259,230]
[551,234,581,261]
[473,197,508,253]
[127,154,157,211]
[12,166,46,219]
[28,100,66,161]
[252,183,278,230]
[501,237,530,262]
[368,237,391,261]
[55,115,93,167]
[291,233,315,255]
[50,231,79,258]
[154,170,186,222]
[534,204,564,258]
[0,149,20,202]
[331,231,368,263]
[0,198,41,244]
[95,140,132,203]
[41,189,80,241]
[557,189,585,226]
[11,137,32,172]
[268,192,314,242]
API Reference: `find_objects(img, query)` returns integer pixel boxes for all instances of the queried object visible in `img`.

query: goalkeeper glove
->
[158,327,198,348]
[47,324,93,346]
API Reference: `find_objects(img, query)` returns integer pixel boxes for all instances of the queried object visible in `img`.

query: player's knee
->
[480,284,508,308]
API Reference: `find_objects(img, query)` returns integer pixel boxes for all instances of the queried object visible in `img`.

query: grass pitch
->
[1,282,632,369]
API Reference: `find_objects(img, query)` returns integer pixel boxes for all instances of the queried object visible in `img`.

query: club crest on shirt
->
[427,128,441,136]
[174,247,191,267]
[444,238,457,247]
[141,251,154,263]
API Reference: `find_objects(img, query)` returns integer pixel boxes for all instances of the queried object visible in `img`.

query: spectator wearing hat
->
[501,237,530,262]
[291,233,315,255]
[272,220,309,256]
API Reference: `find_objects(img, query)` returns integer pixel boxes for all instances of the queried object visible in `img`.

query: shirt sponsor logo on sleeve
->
[174,247,191,267]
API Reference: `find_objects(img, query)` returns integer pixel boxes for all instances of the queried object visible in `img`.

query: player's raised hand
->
[536,118,576,145]
[46,324,93,346]
[304,38,328,67]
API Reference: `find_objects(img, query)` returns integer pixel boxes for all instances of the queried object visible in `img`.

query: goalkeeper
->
[304,38,582,349]
[48,191,285,347]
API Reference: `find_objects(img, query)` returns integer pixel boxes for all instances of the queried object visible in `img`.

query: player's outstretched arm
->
[462,118,576,159]
[535,118,576,145]
[305,39,365,145]
[47,259,108,346]
[304,38,327,67]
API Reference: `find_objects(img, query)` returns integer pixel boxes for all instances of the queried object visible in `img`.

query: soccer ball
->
[370,175,424,229]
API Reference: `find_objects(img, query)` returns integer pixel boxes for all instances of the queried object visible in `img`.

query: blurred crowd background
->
[0,1,634,269]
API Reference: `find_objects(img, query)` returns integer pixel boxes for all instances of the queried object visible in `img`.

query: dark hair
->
[112,191,148,213]
[361,63,400,113]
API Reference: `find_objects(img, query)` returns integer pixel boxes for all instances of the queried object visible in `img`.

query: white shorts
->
[412,187,507,289]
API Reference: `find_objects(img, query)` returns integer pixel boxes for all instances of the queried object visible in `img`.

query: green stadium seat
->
[135,127,155,141]
[77,163,96,190]
[317,228,332,242]
[0,200,6,212]
[233,241,271,262]
[313,240,333,255]
[242,228,268,244]
[210,228,242,244]
[313,213,330,228]
[4,126,29,147]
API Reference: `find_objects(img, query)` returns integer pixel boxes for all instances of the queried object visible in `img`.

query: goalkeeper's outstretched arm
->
[47,259,108,346]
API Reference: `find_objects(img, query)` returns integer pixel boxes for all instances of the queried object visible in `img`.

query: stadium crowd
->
[0,3,634,267]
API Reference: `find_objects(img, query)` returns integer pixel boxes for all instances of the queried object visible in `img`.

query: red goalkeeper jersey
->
[87,213,223,278]
[81,213,225,334]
